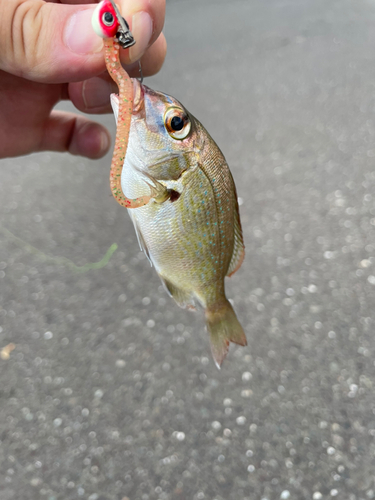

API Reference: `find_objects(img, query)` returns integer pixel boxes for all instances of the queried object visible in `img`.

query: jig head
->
[109,0,135,48]
[92,0,135,48]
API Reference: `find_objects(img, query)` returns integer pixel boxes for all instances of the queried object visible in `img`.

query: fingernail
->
[83,78,114,110]
[129,11,153,63]
[64,8,103,54]
[100,130,110,154]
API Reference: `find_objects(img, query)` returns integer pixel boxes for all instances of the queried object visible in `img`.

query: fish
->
[110,81,247,367]
[91,0,246,366]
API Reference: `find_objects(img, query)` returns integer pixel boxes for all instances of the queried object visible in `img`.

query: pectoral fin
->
[129,214,153,266]
[134,168,170,204]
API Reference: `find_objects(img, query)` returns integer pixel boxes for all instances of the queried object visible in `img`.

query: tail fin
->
[205,299,247,368]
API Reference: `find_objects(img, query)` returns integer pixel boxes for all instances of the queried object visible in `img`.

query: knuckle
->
[8,1,49,78]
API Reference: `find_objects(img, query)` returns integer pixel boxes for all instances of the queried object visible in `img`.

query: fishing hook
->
[138,61,144,84]
[109,0,143,83]
[109,0,135,49]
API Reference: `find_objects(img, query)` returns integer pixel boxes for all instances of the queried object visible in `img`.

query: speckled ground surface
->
[1,0,375,499]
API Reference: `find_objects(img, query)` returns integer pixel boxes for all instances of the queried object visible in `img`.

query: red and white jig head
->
[92,0,135,48]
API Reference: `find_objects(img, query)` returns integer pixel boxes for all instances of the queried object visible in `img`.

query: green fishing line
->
[0,226,117,274]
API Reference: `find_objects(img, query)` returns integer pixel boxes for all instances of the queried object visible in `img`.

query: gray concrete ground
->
[1,0,375,498]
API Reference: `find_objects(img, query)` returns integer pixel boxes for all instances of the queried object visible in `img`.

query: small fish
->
[92,1,246,366]
[111,82,247,367]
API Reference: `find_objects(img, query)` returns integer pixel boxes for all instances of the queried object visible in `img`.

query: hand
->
[0,0,166,159]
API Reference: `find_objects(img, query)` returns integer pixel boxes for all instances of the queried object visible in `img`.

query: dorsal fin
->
[227,199,245,277]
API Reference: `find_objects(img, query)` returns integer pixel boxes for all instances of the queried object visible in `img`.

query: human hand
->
[0,0,166,159]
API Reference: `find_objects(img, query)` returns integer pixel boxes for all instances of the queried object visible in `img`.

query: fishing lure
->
[92,0,167,208]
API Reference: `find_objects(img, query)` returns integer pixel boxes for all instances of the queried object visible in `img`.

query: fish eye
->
[170,116,185,131]
[102,12,115,26]
[164,108,191,140]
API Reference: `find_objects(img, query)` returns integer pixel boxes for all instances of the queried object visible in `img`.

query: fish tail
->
[205,299,247,369]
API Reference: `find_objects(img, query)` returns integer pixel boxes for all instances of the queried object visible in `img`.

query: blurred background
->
[1,0,375,498]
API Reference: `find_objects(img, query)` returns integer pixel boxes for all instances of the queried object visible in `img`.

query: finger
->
[46,1,99,4]
[135,32,167,78]
[69,33,167,114]
[38,110,111,159]
[69,73,117,114]
[121,0,166,65]
[0,0,165,83]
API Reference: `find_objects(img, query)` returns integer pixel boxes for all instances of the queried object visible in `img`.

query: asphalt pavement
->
[1,0,375,499]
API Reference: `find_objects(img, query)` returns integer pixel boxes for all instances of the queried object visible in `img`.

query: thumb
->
[0,0,161,84]
[0,0,107,83]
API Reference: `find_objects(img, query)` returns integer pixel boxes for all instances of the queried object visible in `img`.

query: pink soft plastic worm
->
[96,2,154,209]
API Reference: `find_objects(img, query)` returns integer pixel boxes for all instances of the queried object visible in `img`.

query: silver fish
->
[111,80,246,367]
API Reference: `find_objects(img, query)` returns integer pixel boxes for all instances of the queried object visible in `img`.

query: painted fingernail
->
[64,8,103,54]
[129,11,153,63]
[83,78,114,110]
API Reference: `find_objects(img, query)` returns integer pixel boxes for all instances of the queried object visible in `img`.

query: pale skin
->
[0,0,166,159]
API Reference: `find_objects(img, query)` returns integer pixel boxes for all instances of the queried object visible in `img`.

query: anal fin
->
[160,277,196,310]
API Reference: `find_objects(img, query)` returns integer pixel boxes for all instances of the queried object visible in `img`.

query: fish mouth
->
[110,78,144,122]
[132,78,144,112]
